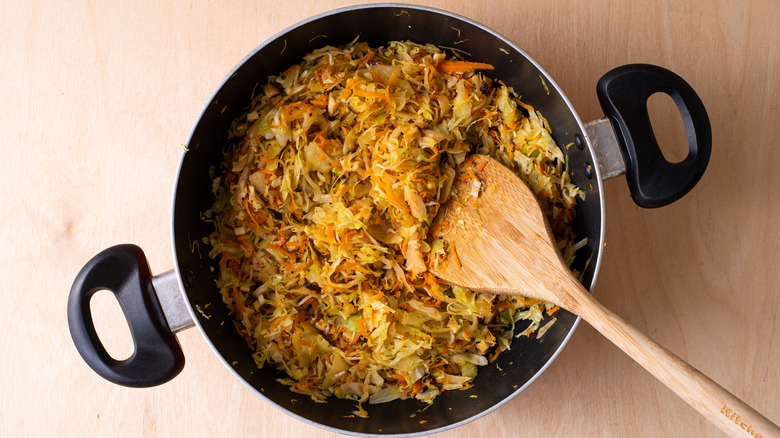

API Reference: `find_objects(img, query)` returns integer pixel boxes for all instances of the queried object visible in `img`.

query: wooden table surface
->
[2,1,778,437]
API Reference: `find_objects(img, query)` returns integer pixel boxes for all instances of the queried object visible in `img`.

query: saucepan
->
[68,4,710,436]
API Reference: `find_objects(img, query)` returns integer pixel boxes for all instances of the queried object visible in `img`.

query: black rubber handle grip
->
[67,244,185,387]
[597,64,712,208]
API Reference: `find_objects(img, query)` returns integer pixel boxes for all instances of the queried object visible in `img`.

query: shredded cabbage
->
[204,41,584,406]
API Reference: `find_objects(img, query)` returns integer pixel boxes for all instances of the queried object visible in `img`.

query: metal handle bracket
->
[151,270,195,334]
[585,117,626,181]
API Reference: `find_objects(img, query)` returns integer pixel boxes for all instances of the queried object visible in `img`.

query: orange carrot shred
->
[518,297,540,306]
[518,101,536,113]
[353,87,392,103]
[244,196,261,229]
[358,50,376,67]
[376,179,410,212]
[387,69,400,88]
[267,243,294,259]
[232,285,245,315]
[236,234,252,253]
[449,243,461,269]
[437,60,494,74]
[310,93,328,108]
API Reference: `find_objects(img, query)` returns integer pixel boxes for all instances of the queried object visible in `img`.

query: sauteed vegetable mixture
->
[205,41,584,407]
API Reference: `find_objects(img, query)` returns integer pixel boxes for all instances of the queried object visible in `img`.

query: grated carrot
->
[358,50,376,67]
[518,101,535,113]
[449,243,461,269]
[244,196,263,229]
[517,297,540,306]
[352,87,393,103]
[387,69,399,88]
[236,234,252,253]
[437,60,494,73]
[310,93,328,108]
[266,243,294,259]
[376,179,411,212]
[232,285,245,315]
[334,262,374,275]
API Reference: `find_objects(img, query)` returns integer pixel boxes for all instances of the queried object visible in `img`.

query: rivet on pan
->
[585,163,594,180]
[574,134,584,150]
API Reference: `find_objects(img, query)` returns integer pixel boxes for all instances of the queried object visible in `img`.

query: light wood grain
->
[1,1,778,437]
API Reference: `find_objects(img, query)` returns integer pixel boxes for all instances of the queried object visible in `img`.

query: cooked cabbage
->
[204,41,583,406]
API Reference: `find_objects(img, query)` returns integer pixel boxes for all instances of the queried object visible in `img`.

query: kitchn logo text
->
[721,405,762,438]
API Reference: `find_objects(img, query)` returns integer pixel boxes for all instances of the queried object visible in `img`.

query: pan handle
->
[596,64,711,208]
[67,244,185,387]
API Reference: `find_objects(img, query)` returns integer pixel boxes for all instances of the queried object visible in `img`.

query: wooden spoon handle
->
[572,291,780,438]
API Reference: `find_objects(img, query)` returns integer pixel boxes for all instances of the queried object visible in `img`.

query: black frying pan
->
[68,4,710,436]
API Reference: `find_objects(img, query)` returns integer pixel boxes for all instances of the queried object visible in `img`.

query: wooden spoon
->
[429,154,779,438]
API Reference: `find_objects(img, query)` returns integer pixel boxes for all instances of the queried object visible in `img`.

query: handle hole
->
[647,92,689,164]
[90,289,135,361]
